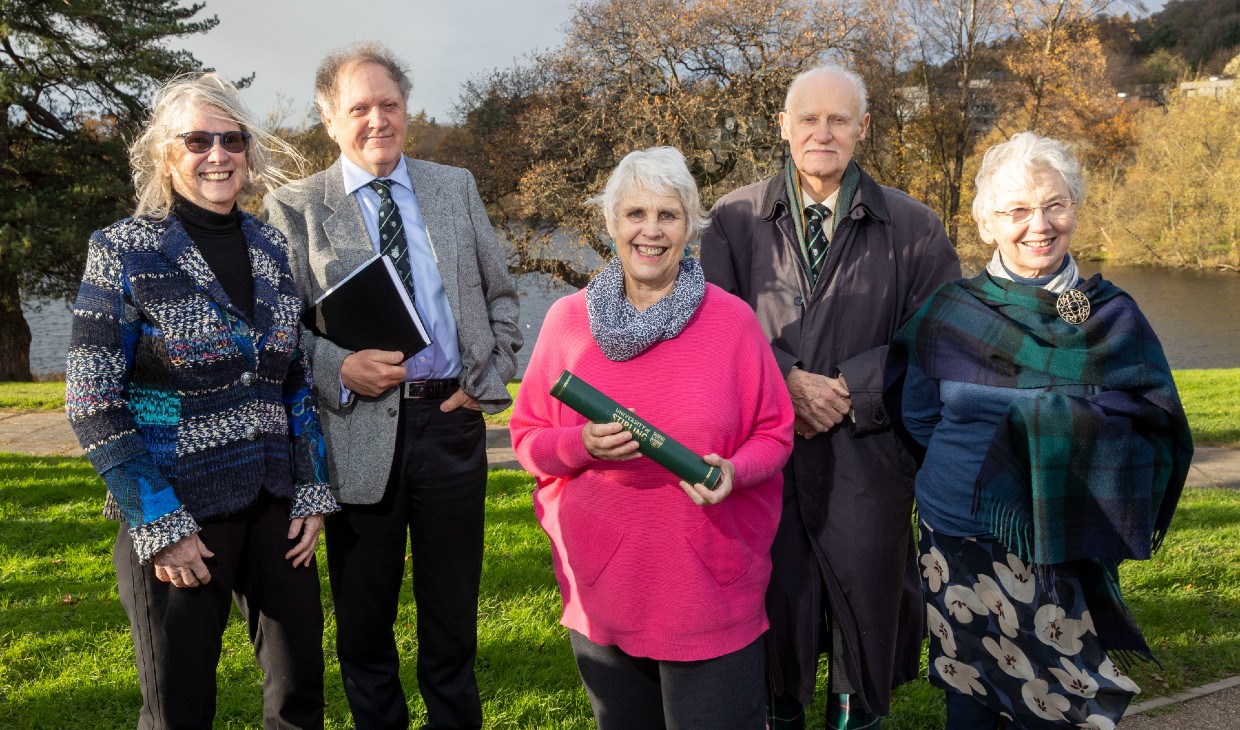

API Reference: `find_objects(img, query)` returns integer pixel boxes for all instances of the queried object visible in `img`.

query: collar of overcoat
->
[757,164,893,226]
[754,163,894,297]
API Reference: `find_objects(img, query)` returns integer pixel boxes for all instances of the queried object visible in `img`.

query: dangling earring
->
[683,244,691,257]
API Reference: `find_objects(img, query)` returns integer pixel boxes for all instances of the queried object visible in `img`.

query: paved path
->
[4,407,1239,491]
[0,409,522,467]
[1122,676,1240,728]
[0,410,84,457]
[5,410,1238,490]
[4,409,1238,727]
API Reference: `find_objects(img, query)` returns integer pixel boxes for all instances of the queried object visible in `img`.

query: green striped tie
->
[368,178,415,298]
[805,203,832,281]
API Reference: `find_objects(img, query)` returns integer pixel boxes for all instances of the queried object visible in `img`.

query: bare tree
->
[450,0,856,288]
[899,0,1005,243]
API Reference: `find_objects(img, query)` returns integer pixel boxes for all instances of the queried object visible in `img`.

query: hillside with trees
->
[418,0,1240,284]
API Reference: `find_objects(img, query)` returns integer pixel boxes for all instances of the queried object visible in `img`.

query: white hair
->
[784,64,869,117]
[972,132,1085,224]
[589,146,710,242]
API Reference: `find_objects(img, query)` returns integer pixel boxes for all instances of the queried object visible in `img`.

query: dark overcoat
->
[701,168,961,714]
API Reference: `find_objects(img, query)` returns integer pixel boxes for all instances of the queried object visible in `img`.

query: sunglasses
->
[176,130,251,154]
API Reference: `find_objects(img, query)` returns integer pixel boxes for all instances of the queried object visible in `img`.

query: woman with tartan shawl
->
[892,132,1192,730]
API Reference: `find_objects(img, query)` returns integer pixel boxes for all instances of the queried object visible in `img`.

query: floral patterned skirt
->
[918,522,1140,729]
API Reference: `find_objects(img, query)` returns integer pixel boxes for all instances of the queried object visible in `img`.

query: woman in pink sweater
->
[510,147,794,729]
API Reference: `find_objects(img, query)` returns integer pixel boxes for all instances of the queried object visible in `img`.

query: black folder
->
[301,253,432,358]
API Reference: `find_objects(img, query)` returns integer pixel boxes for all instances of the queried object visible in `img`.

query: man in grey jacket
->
[264,42,520,730]
[701,64,960,729]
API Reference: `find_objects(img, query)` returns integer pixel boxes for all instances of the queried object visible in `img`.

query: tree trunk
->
[0,271,34,381]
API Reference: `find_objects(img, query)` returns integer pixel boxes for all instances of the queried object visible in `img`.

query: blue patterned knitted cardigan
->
[65,212,336,562]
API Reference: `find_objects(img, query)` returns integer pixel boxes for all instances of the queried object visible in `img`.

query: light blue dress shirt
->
[340,155,462,383]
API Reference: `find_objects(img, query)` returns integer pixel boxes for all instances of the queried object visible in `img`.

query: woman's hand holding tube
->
[679,454,734,506]
[582,421,643,461]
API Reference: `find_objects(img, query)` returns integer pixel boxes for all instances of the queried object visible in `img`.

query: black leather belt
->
[400,378,460,400]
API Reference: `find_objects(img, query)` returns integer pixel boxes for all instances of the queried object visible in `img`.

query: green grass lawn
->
[2,455,1239,728]
[0,382,67,411]
[0,459,591,729]
[1173,369,1240,447]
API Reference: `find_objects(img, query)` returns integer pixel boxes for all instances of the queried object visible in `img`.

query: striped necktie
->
[368,178,415,298]
[805,203,832,281]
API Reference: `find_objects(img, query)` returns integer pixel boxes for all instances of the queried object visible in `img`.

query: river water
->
[23,263,1240,377]
[25,273,578,379]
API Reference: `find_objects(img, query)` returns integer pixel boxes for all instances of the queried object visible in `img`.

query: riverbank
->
[23,263,1240,375]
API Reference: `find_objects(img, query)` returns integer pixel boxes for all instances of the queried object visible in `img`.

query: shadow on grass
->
[1194,428,1240,448]
[0,684,143,729]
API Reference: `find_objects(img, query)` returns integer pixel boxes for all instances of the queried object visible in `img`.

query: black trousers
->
[325,399,487,730]
[945,691,1005,729]
[569,630,766,730]
[114,491,326,730]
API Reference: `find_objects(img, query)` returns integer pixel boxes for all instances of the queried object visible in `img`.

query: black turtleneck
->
[173,193,254,323]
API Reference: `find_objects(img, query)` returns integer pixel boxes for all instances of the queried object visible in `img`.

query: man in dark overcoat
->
[701,64,961,729]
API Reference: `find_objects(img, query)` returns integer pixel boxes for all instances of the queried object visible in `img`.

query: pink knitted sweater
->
[510,284,794,661]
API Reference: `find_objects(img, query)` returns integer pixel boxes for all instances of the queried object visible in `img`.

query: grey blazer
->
[264,156,521,503]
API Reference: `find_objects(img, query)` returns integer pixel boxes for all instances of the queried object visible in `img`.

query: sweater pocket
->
[558,491,624,587]
[685,503,753,587]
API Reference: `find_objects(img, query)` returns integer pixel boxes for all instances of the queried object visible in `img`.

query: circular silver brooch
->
[1056,289,1091,324]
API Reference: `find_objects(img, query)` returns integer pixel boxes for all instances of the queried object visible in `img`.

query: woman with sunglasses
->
[891,132,1193,729]
[66,72,337,729]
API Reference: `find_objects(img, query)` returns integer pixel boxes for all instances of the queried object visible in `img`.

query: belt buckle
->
[401,378,457,400]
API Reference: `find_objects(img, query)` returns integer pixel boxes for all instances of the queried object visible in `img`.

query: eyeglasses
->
[176,130,251,154]
[994,199,1075,224]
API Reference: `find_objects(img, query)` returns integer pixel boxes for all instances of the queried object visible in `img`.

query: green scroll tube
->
[550,369,722,489]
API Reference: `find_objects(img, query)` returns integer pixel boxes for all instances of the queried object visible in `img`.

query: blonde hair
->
[129,72,304,218]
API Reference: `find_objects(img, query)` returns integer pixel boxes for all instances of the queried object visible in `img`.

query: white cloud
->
[177,0,576,124]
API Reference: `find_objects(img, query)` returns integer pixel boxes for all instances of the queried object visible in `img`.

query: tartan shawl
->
[898,271,1192,568]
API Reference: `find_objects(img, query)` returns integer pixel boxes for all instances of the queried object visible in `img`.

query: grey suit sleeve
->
[461,169,521,412]
[262,193,353,410]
